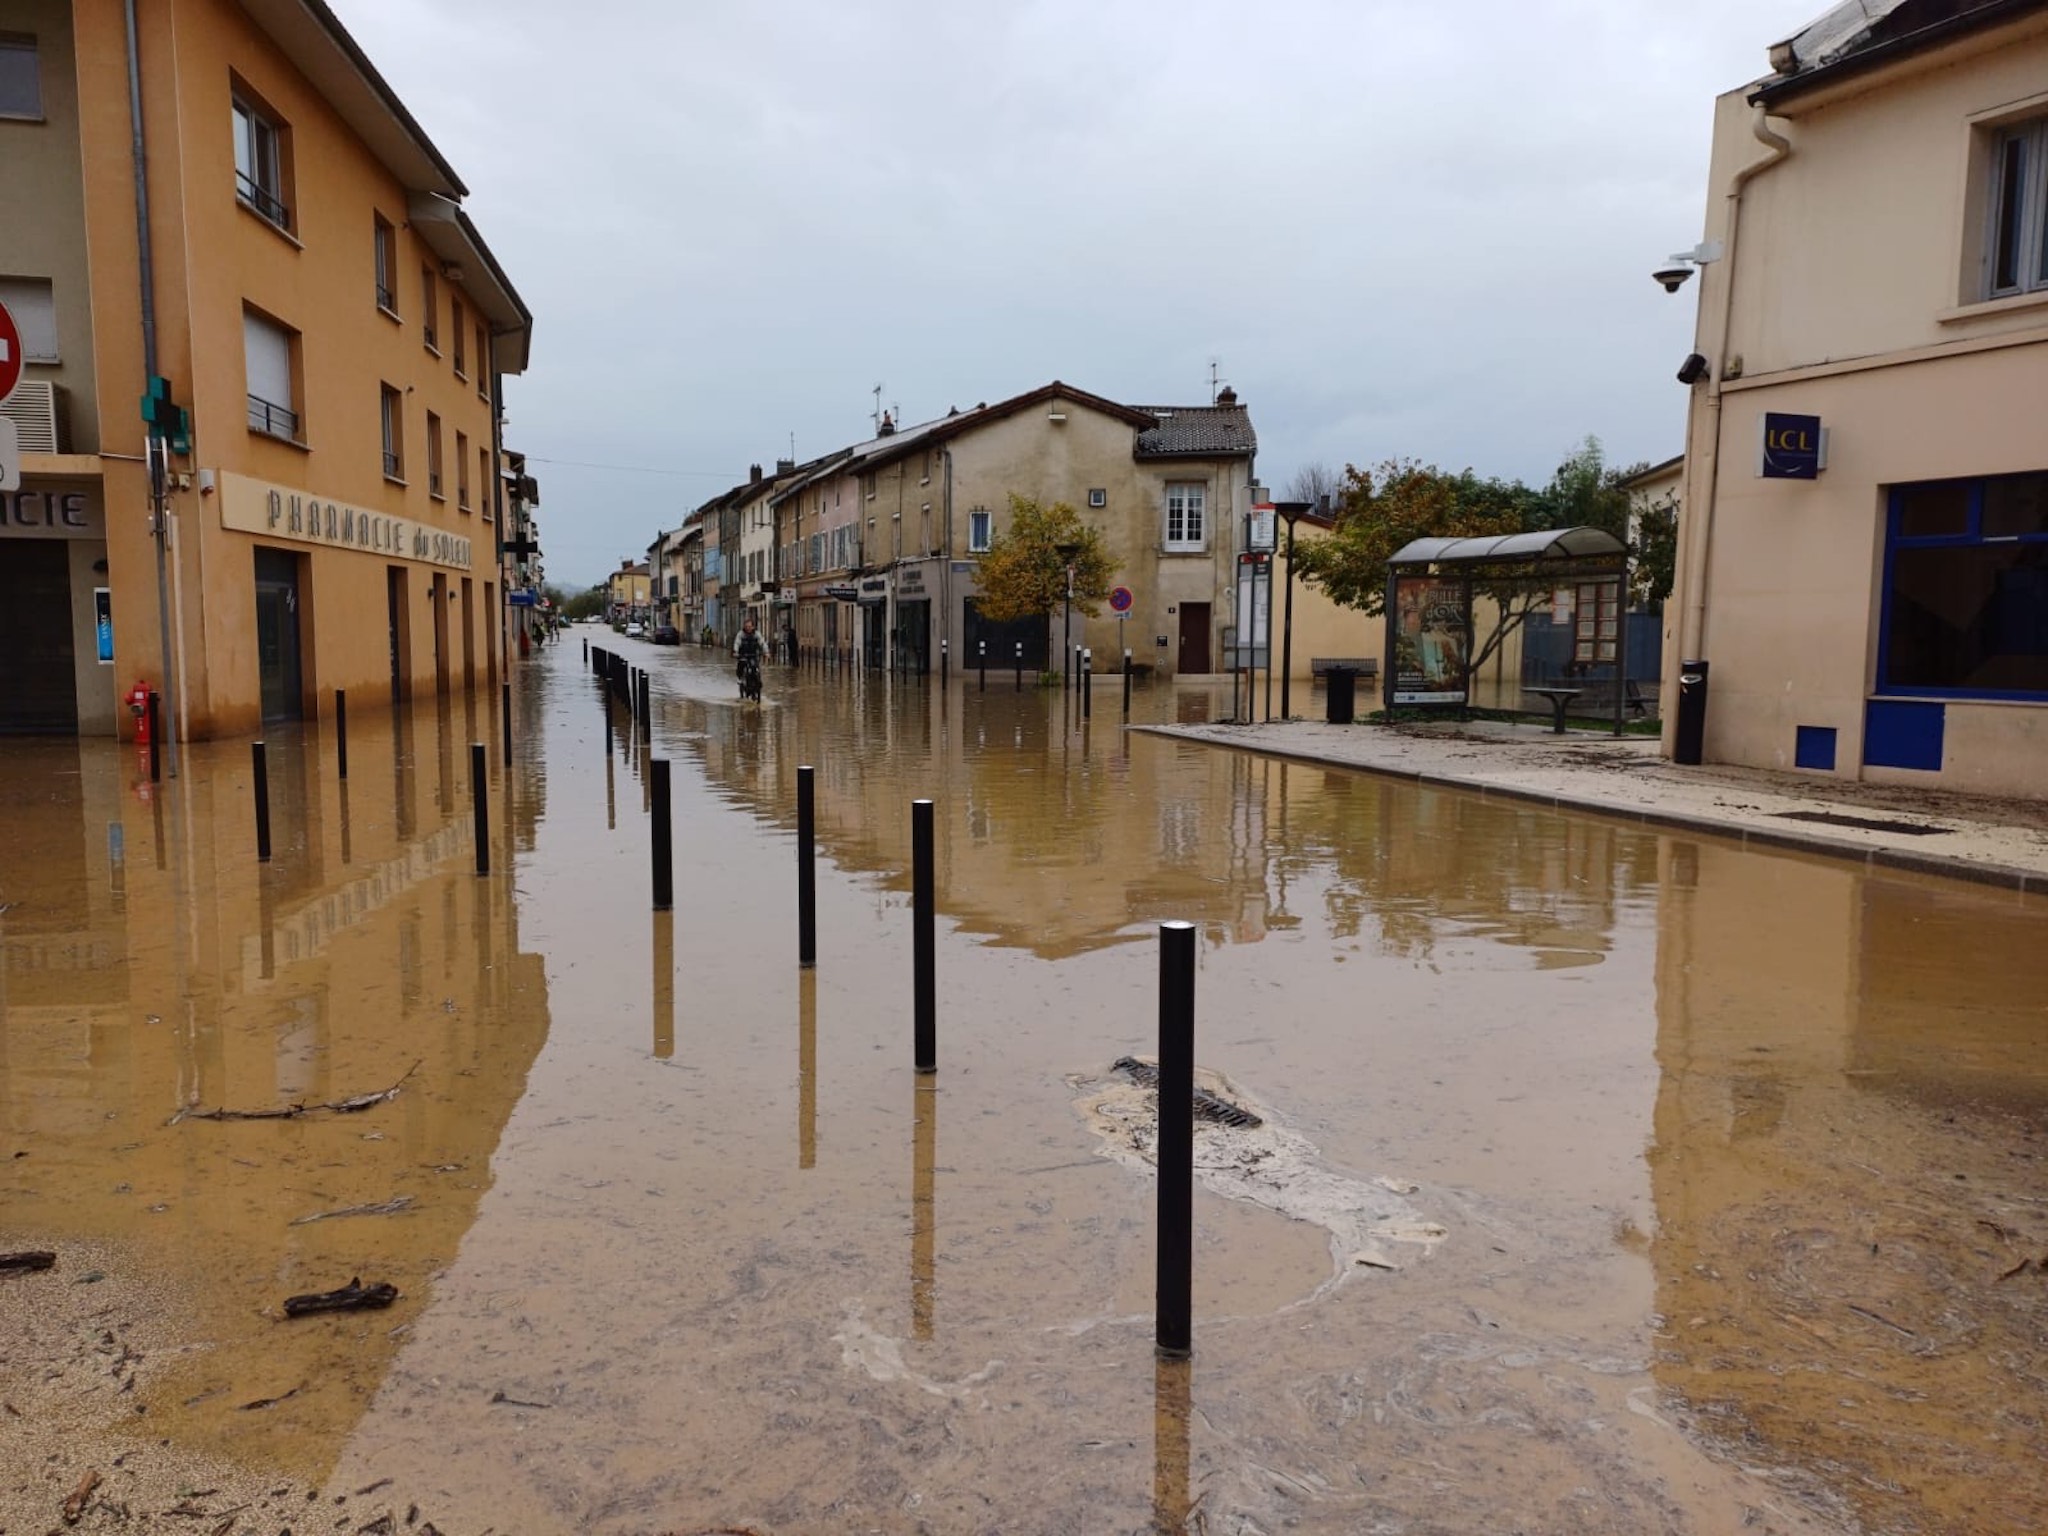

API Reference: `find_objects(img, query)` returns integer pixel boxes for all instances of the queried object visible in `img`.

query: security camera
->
[1676,352,1709,385]
[1654,264,1695,293]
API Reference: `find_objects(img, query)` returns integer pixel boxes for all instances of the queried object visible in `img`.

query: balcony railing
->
[376,281,395,311]
[383,450,402,479]
[429,471,443,497]
[246,394,299,441]
[236,172,290,232]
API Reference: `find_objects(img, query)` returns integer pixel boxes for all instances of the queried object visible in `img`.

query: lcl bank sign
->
[1759,412,1827,480]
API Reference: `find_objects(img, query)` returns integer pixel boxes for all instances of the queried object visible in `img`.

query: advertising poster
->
[1391,574,1470,704]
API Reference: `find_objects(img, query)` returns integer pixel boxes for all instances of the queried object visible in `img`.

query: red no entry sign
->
[0,300,22,403]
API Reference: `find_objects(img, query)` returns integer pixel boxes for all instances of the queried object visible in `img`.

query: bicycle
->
[738,653,763,702]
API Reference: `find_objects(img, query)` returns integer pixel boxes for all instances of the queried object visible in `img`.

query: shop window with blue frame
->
[1880,471,2048,699]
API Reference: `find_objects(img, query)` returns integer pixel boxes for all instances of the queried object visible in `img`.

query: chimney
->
[1216,386,1239,407]
[877,411,895,436]
[775,457,795,474]
[749,463,763,484]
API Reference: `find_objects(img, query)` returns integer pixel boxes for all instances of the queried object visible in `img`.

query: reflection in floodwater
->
[5,643,2044,1533]
[1153,1355,1192,1534]
[1651,844,2048,1535]
[0,690,550,1485]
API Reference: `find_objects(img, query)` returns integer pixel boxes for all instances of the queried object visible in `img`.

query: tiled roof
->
[1132,405,1258,460]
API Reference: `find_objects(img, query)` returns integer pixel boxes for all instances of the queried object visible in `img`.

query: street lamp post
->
[1056,540,1081,690]
[1273,498,1329,721]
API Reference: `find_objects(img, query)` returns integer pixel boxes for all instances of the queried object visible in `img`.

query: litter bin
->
[1674,659,1709,765]
[1324,666,1359,726]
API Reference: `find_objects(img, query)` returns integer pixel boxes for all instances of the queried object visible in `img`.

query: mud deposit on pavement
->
[4,647,2044,1533]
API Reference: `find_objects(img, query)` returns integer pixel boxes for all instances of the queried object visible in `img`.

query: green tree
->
[562,585,607,621]
[1631,495,1678,611]
[1533,436,1633,538]
[973,494,1119,667]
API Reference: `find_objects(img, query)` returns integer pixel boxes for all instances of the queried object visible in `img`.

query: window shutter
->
[243,311,291,406]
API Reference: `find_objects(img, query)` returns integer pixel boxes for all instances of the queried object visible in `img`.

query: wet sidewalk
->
[1141,717,2048,892]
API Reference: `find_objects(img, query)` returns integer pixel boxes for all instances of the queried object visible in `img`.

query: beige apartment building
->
[1668,0,2048,797]
[0,0,531,741]
[784,382,1257,678]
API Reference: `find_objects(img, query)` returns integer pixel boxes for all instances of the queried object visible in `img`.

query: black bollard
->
[502,681,512,760]
[978,641,986,693]
[1083,648,1092,719]
[797,765,817,968]
[638,670,651,725]
[147,691,161,783]
[583,636,589,662]
[1124,649,1133,721]
[251,741,271,863]
[1014,641,1023,691]
[335,689,349,781]
[912,798,936,1073]
[940,637,948,686]
[1156,919,1196,1358]
[471,742,489,876]
[651,758,673,910]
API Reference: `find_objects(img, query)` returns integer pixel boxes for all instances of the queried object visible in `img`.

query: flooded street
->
[4,641,2044,1535]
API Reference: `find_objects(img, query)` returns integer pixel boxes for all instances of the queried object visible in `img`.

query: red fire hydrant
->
[127,681,153,744]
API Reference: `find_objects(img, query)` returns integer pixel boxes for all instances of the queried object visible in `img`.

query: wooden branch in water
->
[169,1061,421,1126]
[0,1251,56,1274]
[289,1195,414,1226]
[282,1277,399,1318]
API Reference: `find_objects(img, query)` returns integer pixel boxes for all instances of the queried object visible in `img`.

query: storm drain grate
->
[1771,810,1950,836]
[1113,1056,1263,1129]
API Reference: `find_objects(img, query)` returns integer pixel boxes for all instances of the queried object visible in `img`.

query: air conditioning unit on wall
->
[0,381,66,454]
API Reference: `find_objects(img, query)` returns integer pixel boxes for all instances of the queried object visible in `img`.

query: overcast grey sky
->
[342,0,1805,589]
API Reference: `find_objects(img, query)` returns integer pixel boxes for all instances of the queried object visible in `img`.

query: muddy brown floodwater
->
[3,642,2043,1535]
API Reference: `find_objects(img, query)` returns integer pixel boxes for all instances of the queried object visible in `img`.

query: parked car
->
[625,622,645,638]
[653,624,681,646]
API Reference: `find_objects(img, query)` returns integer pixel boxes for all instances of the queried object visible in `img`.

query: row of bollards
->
[587,644,1196,1359]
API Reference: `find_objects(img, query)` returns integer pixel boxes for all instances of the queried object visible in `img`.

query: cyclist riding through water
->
[733,616,765,700]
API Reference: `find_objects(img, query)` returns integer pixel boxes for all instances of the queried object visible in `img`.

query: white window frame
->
[426,410,444,499]
[1164,482,1207,551]
[0,34,42,121]
[968,509,992,553]
[1987,117,2048,298]
[373,216,397,313]
[231,95,289,231]
[380,384,404,480]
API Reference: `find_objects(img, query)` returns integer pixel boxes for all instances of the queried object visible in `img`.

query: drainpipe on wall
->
[489,361,506,672]
[125,0,179,775]
[942,447,954,664]
[1678,104,1793,670]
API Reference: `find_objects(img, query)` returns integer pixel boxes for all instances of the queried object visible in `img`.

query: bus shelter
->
[1384,526,1631,736]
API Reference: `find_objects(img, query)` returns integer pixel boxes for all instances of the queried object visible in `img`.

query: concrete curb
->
[1134,725,2047,897]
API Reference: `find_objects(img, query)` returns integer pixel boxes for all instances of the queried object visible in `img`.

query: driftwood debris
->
[170,1061,421,1126]
[290,1195,414,1226]
[488,1389,553,1409]
[282,1277,400,1318]
[61,1467,101,1524]
[239,1385,302,1411]
[0,1250,56,1274]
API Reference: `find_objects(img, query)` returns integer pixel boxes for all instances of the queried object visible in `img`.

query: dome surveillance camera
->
[1654,264,1695,293]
